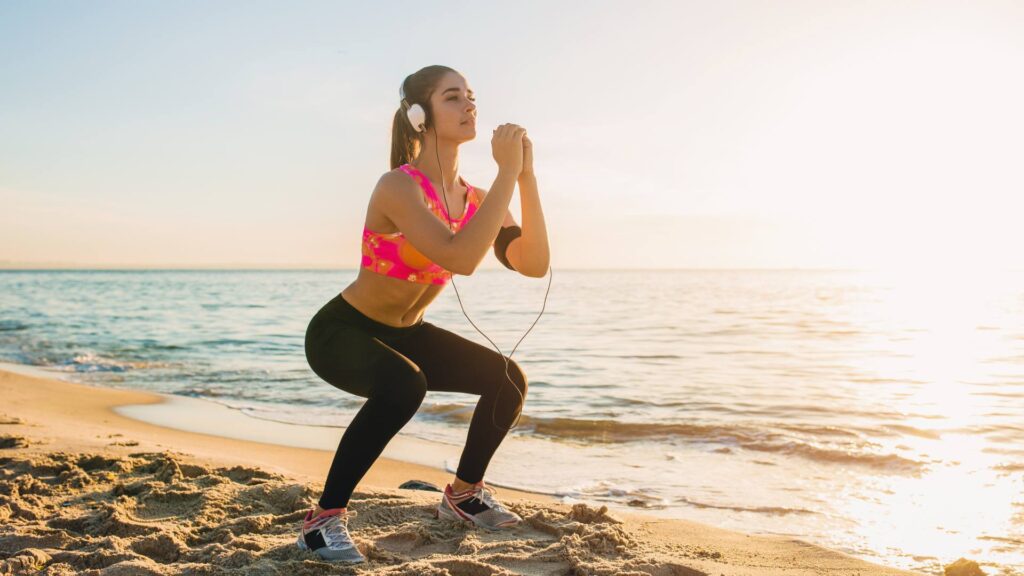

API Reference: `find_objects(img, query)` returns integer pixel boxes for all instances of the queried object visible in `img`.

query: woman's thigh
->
[388,321,526,397]
[305,314,422,399]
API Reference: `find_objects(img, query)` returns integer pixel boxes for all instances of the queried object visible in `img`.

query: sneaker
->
[433,480,523,530]
[296,507,366,563]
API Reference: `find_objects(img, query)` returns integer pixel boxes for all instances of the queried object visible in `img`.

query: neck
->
[411,129,462,194]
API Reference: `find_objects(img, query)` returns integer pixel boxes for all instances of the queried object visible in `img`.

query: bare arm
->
[471,183,549,277]
[374,170,470,274]
[375,168,518,276]
[449,169,518,275]
[509,172,549,277]
[380,122,526,276]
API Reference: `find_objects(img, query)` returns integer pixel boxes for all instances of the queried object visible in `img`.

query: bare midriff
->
[340,266,446,328]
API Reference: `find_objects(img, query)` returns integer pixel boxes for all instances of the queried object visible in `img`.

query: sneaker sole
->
[296,532,366,564]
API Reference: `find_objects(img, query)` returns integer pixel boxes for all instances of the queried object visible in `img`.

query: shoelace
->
[473,483,507,512]
[320,510,358,546]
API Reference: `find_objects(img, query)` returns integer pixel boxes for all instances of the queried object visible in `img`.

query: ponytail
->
[390,105,421,169]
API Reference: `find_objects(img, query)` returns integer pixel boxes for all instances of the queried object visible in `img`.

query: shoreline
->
[0,365,928,575]
[0,362,557,504]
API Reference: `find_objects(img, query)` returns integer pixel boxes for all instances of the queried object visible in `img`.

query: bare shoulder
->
[362,168,429,233]
[378,167,417,193]
[374,167,425,204]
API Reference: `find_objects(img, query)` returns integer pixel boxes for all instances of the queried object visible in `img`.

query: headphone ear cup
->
[406,103,426,133]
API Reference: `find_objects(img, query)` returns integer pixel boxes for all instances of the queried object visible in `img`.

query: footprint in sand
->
[110,439,141,446]
[0,434,29,449]
[0,549,50,573]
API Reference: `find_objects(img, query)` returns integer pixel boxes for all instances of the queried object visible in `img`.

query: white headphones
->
[400,82,427,133]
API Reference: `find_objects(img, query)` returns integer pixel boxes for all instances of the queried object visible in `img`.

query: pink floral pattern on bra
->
[360,163,479,285]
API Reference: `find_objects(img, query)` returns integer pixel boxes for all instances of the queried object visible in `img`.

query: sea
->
[1,268,1022,575]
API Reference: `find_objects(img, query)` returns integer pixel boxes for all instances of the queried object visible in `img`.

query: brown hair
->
[391,65,458,170]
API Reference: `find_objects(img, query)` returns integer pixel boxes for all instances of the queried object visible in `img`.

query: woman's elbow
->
[450,251,479,276]
[455,263,477,277]
[521,262,549,278]
[449,258,475,277]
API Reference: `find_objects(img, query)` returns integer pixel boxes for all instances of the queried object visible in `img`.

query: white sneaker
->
[434,481,523,530]
[296,508,366,563]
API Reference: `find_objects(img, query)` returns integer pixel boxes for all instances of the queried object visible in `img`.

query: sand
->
[0,367,932,575]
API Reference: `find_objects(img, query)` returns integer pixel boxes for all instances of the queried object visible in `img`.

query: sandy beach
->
[0,366,935,575]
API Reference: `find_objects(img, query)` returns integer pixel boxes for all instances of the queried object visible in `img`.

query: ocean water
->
[1,268,1022,575]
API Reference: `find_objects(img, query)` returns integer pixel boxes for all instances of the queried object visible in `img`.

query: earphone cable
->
[428,124,552,433]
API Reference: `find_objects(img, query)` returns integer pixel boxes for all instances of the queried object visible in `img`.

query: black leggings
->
[304,292,528,510]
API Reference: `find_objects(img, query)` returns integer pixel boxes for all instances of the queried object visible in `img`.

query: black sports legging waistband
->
[316,291,425,335]
[304,292,528,510]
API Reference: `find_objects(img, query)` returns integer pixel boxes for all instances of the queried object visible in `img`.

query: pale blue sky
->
[2,0,1022,270]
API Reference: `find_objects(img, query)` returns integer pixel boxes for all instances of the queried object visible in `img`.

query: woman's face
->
[429,72,477,142]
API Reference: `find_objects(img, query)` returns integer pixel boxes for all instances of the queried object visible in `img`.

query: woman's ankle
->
[313,504,347,516]
[451,477,480,492]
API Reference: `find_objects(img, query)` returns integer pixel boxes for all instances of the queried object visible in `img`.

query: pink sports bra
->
[360,163,480,285]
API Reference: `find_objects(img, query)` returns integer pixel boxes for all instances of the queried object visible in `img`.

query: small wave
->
[419,407,927,473]
[0,320,29,332]
[880,423,943,440]
[971,391,1024,399]
[419,402,474,423]
[993,462,1024,473]
[977,534,1024,546]
[557,479,671,510]
[676,495,819,517]
[740,440,925,474]
[176,387,224,398]
[107,343,188,355]
[56,352,174,373]
[194,338,258,347]
[775,423,864,438]
[146,343,188,351]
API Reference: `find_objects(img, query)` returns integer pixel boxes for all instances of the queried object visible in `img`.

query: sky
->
[2,0,1022,271]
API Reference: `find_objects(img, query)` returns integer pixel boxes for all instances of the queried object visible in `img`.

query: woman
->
[297,65,550,563]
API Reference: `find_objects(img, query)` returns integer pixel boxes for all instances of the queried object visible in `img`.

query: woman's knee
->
[500,359,528,404]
